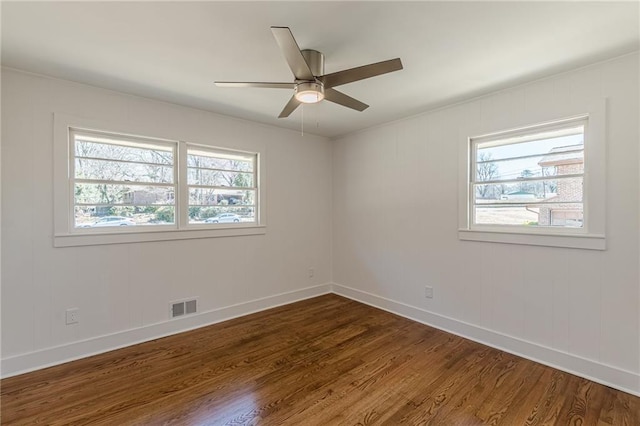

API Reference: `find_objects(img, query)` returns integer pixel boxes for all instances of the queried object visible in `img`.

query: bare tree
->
[75,140,173,209]
[476,152,499,198]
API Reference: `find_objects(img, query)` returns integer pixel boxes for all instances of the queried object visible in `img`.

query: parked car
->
[205,213,240,223]
[83,216,136,227]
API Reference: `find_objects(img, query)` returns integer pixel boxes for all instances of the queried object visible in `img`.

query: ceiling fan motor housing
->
[295,50,325,103]
[301,49,324,76]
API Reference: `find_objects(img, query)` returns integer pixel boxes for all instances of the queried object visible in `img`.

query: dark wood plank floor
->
[2,294,638,425]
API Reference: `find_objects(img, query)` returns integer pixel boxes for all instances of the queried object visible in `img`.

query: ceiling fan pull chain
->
[301,104,304,136]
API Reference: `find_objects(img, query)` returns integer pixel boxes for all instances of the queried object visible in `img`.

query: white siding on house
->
[332,53,639,394]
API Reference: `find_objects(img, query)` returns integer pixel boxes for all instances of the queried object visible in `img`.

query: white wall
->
[332,53,640,395]
[1,69,333,375]
[2,53,639,396]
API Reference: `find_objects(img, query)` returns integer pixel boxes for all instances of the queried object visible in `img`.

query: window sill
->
[458,228,605,250]
[54,225,267,248]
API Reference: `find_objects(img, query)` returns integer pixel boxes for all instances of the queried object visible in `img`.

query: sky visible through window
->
[477,133,584,181]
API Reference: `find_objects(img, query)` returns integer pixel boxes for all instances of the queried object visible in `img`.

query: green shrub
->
[154,206,174,223]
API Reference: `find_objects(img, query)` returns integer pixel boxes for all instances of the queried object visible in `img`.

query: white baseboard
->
[331,282,640,397]
[1,284,332,378]
[3,282,638,398]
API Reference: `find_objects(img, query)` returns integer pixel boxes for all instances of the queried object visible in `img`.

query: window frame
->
[69,128,179,234]
[183,143,259,229]
[468,117,587,234]
[54,114,266,247]
[458,100,606,250]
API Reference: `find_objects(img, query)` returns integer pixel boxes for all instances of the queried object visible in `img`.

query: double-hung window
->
[470,118,586,230]
[71,129,177,229]
[459,107,606,250]
[186,145,257,225]
[54,115,265,246]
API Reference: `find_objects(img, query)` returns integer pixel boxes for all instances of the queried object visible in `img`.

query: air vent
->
[185,299,197,315]
[170,298,198,318]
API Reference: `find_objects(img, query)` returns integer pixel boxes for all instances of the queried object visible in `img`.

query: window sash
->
[70,129,178,230]
[471,120,585,146]
[185,144,258,225]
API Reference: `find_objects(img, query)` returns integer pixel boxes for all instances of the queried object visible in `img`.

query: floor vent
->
[170,298,197,318]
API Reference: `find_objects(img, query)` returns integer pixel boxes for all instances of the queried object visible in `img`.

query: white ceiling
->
[2,1,638,138]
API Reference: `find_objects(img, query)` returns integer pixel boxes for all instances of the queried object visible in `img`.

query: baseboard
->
[1,283,332,378]
[331,282,640,397]
[4,282,638,397]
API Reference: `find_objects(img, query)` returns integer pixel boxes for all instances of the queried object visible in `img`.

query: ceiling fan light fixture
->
[295,82,325,103]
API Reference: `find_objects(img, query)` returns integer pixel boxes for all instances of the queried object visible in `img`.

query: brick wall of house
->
[538,161,584,226]
[556,162,583,202]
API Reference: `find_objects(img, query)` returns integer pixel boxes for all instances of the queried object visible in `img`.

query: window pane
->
[477,129,583,162]
[75,183,175,205]
[474,177,583,203]
[75,158,174,183]
[187,152,253,172]
[188,206,255,224]
[74,206,175,228]
[477,143,583,183]
[188,188,255,206]
[475,203,583,228]
[75,139,173,165]
[474,206,540,226]
[187,169,253,187]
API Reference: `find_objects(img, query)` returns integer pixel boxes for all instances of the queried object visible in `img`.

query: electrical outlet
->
[308,268,315,278]
[425,286,434,299]
[65,308,79,325]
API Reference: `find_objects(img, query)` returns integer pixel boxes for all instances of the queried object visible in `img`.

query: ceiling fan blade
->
[320,58,403,88]
[215,82,296,89]
[278,95,302,118]
[324,88,369,112]
[271,26,315,80]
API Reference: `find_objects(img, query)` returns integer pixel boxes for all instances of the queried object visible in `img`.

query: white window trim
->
[458,99,606,250]
[53,113,267,247]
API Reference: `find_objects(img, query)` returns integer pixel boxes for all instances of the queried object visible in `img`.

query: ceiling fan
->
[215,27,403,118]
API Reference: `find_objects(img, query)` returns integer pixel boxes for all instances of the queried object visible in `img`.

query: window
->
[71,129,177,229]
[470,119,586,230]
[458,104,606,250]
[187,145,257,225]
[54,114,265,247]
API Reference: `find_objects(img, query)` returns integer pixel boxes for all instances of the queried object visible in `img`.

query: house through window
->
[469,118,586,230]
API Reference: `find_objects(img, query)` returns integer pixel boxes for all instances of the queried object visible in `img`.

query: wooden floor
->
[2,295,638,425]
